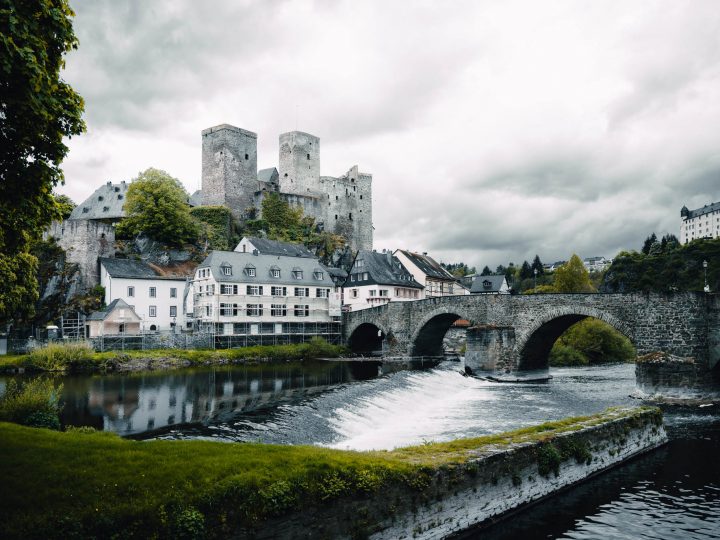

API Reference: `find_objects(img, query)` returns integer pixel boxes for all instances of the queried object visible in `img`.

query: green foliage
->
[440,262,476,277]
[603,237,720,293]
[480,266,492,276]
[116,168,199,246]
[0,1,85,327]
[191,206,234,251]
[245,193,346,263]
[24,342,96,371]
[0,378,63,428]
[531,255,544,276]
[523,284,557,295]
[553,254,596,293]
[53,194,76,220]
[550,318,636,366]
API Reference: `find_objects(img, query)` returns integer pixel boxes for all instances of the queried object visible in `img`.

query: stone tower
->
[278,131,321,195]
[201,124,258,221]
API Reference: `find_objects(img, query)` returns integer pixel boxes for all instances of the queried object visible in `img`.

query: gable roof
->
[100,258,189,280]
[69,181,130,221]
[470,274,507,293]
[189,190,203,207]
[87,299,140,321]
[258,167,279,184]
[197,250,330,286]
[395,250,454,280]
[241,237,315,258]
[346,250,424,289]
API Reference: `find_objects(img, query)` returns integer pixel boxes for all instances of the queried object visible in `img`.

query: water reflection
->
[58,361,381,436]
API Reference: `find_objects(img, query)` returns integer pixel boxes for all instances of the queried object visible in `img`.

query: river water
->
[3,361,719,538]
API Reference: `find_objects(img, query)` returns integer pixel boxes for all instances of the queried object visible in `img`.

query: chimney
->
[252,249,258,256]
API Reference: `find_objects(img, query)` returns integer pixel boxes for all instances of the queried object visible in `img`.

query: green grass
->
[0,337,347,374]
[0,406,660,538]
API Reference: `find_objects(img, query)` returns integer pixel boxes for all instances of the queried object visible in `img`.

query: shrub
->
[0,378,63,429]
[25,341,95,371]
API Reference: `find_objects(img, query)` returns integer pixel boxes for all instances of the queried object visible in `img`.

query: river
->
[2,361,719,538]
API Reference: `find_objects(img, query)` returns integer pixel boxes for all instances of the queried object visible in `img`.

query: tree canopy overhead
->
[0,1,85,326]
[116,168,199,246]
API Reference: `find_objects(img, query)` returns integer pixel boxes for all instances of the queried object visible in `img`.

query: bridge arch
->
[515,305,634,370]
[410,308,472,357]
[346,320,390,355]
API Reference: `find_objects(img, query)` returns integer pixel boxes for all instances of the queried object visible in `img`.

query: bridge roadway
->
[343,292,720,377]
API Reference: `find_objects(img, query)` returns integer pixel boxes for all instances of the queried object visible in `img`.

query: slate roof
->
[396,250,454,280]
[69,181,130,220]
[189,190,203,207]
[258,168,279,184]
[682,201,720,220]
[87,299,138,321]
[100,258,188,281]
[197,250,331,286]
[321,264,348,286]
[346,250,424,289]
[469,274,507,293]
[243,237,315,258]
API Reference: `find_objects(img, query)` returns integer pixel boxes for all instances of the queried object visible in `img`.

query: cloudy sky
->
[59,0,720,269]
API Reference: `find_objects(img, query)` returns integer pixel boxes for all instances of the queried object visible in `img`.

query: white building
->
[99,258,193,333]
[393,249,468,298]
[582,256,612,272]
[680,202,720,244]
[343,250,424,311]
[192,250,341,337]
[469,275,510,294]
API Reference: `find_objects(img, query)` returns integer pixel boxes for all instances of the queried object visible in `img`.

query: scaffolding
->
[60,311,86,339]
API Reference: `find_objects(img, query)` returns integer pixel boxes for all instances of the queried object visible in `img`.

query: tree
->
[519,260,533,280]
[531,255,544,276]
[481,265,492,276]
[0,1,86,326]
[54,194,75,220]
[116,168,198,246]
[641,233,657,255]
[554,254,596,293]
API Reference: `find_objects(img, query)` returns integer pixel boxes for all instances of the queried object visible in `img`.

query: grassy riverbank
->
[0,406,660,539]
[0,338,347,374]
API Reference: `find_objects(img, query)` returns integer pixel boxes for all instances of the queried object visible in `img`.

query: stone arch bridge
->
[343,293,720,374]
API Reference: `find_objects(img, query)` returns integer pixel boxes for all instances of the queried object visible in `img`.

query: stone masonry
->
[343,292,718,376]
[197,124,373,252]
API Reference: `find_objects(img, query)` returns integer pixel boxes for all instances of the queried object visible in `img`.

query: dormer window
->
[82,207,89,213]
[314,271,323,280]
[270,267,280,278]
[483,280,492,289]
[103,206,109,212]
[292,269,303,279]
[98,195,104,201]
[222,266,233,276]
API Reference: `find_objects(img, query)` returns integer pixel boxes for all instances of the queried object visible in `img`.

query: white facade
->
[582,256,612,272]
[100,266,191,333]
[680,202,720,244]
[394,250,469,298]
[343,283,422,312]
[192,251,341,334]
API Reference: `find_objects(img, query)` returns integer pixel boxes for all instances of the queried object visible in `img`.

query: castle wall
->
[201,124,258,221]
[278,131,321,196]
[45,219,115,289]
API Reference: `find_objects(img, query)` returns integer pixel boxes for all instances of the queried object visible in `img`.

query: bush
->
[25,341,95,371]
[0,378,63,429]
[549,344,588,367]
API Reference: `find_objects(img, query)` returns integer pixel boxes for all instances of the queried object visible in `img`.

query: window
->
[246,268,255,277]
[247,285,263,296]
[294,305,309,317]
[170,287,177,298]
[362,272,369,280]
[222,265,233,276]
[350,274,356,282]
[245,153,249,160]
[149,305,157,317]
[314,271,323,280]
[307,153,310,160]
[127,286,135,297]
[356,259,364,268]
[247,304,263,316]
[205,305,212,316]
[379,289,389,297]
[294,287,309,297]
[351,289,358,298]
[271,268,280,278]
[271,286,287,296]
[271,304,287,317]
[149,287,156,298]
[292,270,303,279]
[220,303,238,316]
[221,284,238,295]
[349,213,352,220]
[316,288,330,298]
[369,290,377,297]
[170,306,177,317]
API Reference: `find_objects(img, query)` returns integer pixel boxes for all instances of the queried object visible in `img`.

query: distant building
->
[69,181,130,223]
[469,275,510,294]
[582,256,612,272]
[680,202,720,244]
[192,249,341,337]
[343,250,424,311]
[393,250,468,298]
[86,299,142,337]
[99,258,193,333]
[234,236,315,258]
